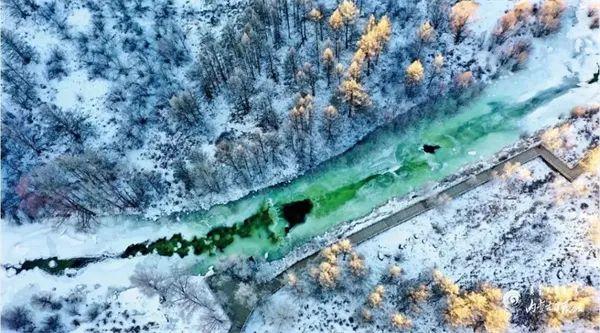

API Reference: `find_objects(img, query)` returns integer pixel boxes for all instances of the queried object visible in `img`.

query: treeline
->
[1,0,569,228]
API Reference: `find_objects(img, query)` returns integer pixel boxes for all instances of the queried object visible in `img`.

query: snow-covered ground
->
[2,0,600,332]
[0,254,230,332]
[4,0,597,225]
[541,106,599,167]
[3,0,599,267]
[246,157,600,332]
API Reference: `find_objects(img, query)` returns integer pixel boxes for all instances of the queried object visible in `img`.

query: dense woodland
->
[1,0,570,228]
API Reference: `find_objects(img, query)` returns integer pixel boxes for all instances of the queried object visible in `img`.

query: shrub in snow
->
[541,123,571,151]
[337,238,353,253]
[390,312,412,329]
[498,39,532,71]
[31,292,63,311]
[40,314,65,333]
[551,177,590,204]
[283,272,298,289]
[46,48,68,80]
[408,284,431,305]
[321,246,338,263]
[1,306,35,333]
[540,284,599,328]
[130,263,173,301]
[348,251,366,276]
[443,283,511,333]
[432,270,460,296]
[309,261,341,288]
[388,265,403,280]
[536,0,566,35]
[433,193,453,211]
[360,307,373,322]
[514,0,534,20]
[589,3,600,18]
[455,71,474,90]
[234,282,259,308]
[569,105,599,118]
[586,215,600,246]
[367,285,385,308]
[308,239,361,289]
[260,297,295,330]
[590,11,600,29]
[494,11,518,42]
[85,302,107,322]
[495,162,533,192]
[131,262,229,329]
[214,254,261,280]
[581,147,600,174]
[450,0,479,43]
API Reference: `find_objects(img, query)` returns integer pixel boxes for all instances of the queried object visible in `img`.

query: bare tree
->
[130,263,229,330]
[1,29,38,65]
[40,105,95,145]
[130,263,173,302]
[2,109,47,155]
[227,68,254,116]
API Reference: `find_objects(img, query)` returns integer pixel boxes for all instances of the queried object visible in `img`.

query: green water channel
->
[165,77,579,273]
[8,77,581,276]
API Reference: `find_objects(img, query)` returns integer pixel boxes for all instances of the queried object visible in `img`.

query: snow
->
[67,8,92,32]
[0,254,230,332]
[54,70,110,112]
[472,0,515,35]
[246,157,600,332]
[519,0,600,130]
[542,110,600,167]
[2,0,600,331]
[1,214,206,264]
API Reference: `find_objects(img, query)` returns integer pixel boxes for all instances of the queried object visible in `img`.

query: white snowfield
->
[1,0,599,332]
[2,0,599,266]
[245,158,599,332]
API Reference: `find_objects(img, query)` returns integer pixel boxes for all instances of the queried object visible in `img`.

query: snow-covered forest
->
[2,0,583,227]
[2,0,599,332]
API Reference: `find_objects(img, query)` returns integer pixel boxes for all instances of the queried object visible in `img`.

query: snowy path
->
[217,144,585,333]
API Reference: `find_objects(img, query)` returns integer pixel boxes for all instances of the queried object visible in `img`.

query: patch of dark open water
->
[281,199,313,233]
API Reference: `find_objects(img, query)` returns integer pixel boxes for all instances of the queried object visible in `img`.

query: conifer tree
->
[537,0,565,34]
[418,20,435,43]
[323,105,338,140]
[335,63,345,84]
[348,49,365,79]
[391,313,412,329]
[416,20,435,56]
[329,9,344,55]
[450,0,479,43]
[405,59,424,85]
[340,78,370,116]
[338,0,358,49]
[308,8,323,59]
[322,47,335,86]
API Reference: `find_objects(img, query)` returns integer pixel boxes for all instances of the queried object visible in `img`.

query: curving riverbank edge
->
[211,137,587,333]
